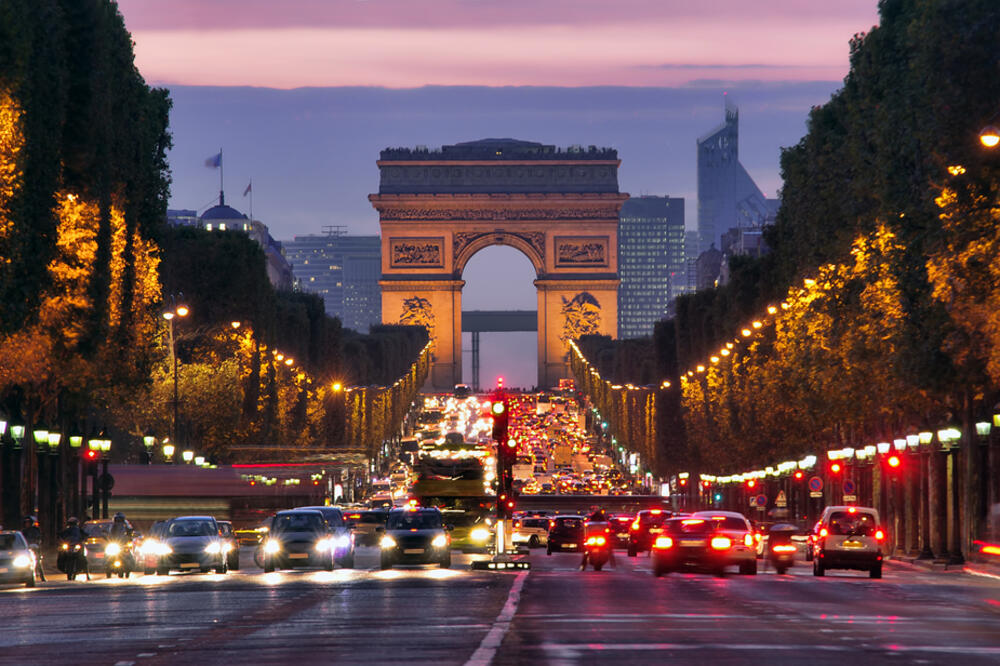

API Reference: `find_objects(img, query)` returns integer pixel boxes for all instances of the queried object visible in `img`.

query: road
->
[3,549,1000,665]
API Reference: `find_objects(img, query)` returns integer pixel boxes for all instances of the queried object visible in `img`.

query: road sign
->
[97,473,115,492]
[808,476,823,492]
[775,490,787,507]
[843,494,857,502]
[809,491,823,498]
[755,494,768,507]
[843,479,857,495]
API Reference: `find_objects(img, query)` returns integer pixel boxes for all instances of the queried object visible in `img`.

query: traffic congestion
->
[3,386,889,587]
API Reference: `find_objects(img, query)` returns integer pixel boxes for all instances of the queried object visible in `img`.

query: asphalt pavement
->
[2,547,1000,665]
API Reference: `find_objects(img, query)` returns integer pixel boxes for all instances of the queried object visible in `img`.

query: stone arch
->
[453,230,544,279]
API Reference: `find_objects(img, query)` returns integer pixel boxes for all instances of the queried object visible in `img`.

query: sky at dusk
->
[115,0,881,389]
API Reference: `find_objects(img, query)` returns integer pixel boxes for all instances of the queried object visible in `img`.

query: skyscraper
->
[281,230,382,332]
[696,101,778,255]
[617,195,685,338]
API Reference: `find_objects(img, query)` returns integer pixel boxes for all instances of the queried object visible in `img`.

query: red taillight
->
[585,536,606,547]
[631,520,640,531]
[650,509,662,515]
[772,544,796,553]
[710,536,732,550]
[875,529,884,541]
[653,536,674,549]
[819,527,828,538]
[744,533,754,547]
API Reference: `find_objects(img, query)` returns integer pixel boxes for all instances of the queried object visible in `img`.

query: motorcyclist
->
[58,517,90,580]
[580,507,616,570]
[21,516,45,582]
[109,512,133,541]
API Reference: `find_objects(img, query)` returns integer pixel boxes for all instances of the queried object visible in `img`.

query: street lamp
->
[163,298,190,458]
[981,125,1000,148]
[162,442,175,462]
[182,449,194,463]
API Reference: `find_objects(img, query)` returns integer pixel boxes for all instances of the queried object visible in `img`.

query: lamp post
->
[163,299,190,464]
[162,442,175,463]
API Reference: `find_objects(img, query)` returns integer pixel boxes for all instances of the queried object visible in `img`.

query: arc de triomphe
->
[370,138,627,391]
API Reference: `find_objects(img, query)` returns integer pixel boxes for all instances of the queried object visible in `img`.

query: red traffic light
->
[84,450,98,461]
[747,479,756,489]
[794,470,804,480]
[830,463,842,474]
[678,478,687,487]
[701,480,711,488]
[887,455,901,468]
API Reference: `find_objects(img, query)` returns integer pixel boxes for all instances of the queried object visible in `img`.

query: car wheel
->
[593,561,603,572]
[775,565,788,575]
[740,560,757,575]
[380,554,392,570]
[813,559,824,577]
[25,571,35,588]
[216,561,227,574]
[106,569,114,579]
[324,555,334,572]
[156,567,169,576]
[264,558,274,574]
[653,565,669,578]
[713,567,726,578]
[340,551,355,569]
[440,552,451,568]
[870,564,882,579]
[805,548,814,562]
[529,535,539,548]
[627,544,637,558]
[229,552,240,571]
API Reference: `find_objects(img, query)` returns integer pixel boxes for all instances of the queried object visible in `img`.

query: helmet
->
[113,512,125,522]
[23,515,34,526]
[67,517,79,526]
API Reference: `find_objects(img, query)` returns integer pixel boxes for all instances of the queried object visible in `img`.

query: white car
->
[812,505,884,578]
[513,517,549,548]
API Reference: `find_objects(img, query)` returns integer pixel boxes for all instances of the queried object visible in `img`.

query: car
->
[379,507,451,569]
[627,509,670,556]
[442,511,493,553]
[546,515,585,554]
[296,506,355,567]
[156,516,230,575]
[651,511,758,577]
[513,517,549,548]
[138,520,168,574]
[811,505,884,578]
[262,510,335,572]
[346,509,388,546]
[0,531,36,587]
[608,515,634,548]
[217,520,240,570]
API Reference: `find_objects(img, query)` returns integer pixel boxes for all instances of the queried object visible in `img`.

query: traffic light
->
[491,398,508,443]
[497,491,515,519]
[84,449,99,462]
[887,455,902,471]
[793,470,804,481]
[829,462,842,475]
[746,479,756,489]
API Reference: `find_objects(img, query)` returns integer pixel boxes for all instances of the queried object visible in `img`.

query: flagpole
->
[219,148,224,205]
[249,179,253,225]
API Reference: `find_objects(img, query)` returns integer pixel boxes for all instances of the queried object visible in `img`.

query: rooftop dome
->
[201,204,247,221]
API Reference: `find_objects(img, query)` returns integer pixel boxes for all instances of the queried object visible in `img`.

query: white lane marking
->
[542,643,1000,657]
[464,571,528,666]
[964,566,1000,582]
[114,661,136,665]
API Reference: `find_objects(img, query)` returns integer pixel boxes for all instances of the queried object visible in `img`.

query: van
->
[811,505,884,578]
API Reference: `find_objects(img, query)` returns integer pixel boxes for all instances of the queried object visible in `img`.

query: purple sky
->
[114,1,881,389]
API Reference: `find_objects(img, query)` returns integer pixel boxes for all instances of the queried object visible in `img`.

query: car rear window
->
[555,518,583,530]
[523,519,548,528]
[357,513,385,524]
[828,511,878,536]
[638,512,666,525]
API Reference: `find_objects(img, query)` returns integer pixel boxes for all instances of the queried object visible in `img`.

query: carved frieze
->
[555,236,609,267]
[399,296,436,348]
[378,207,621,221]
[379,164,619,195]
[453,230,545,265]
[390,237,444,268]
[560,292,601,343]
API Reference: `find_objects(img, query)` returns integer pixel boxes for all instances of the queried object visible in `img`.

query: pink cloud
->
[120,1,879,88]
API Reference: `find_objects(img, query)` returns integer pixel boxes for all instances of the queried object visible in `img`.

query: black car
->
[546,515,585,554]
[379,508,451,569]
[263,510,334,572]
[296,506,355,568]
[156,516,229,575]
[627,509,670,556]
[346,509,388,546]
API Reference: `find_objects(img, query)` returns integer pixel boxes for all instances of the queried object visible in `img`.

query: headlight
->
[470,528,490,542]
[105,542,122,557]
[431,534,448,548]
[12,555,31,568]
[264,539,281,554]
[204,542,222,555]
[155,543,173,556]
[380,535,397,549]
[334,535,350,549]
[315,538,333,552]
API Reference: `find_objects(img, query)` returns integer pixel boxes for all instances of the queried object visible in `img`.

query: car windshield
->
[828,511,878,536]
[667,519,713,535]
[273,513,326,532]
[442,512,482,527]
[84,523,111,537]
[0,534,22,549]
[168,520,216,537]
[387,511,442,530]
[355,513,385,525]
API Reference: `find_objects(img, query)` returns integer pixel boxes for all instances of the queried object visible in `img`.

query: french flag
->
[204,152,222,168]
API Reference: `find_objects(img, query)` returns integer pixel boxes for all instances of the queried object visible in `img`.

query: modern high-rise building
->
[696,101,779,255]
[685,230,700,295]
[281,230,382,332]
[617,195,685,338]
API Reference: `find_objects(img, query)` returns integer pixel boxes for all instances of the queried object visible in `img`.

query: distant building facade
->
[696,101,779,256]
[617,195,685,338]
[281,230,382,332]
[166,195,294,291]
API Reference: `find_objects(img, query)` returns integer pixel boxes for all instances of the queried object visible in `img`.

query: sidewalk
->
[890,553,1000,581]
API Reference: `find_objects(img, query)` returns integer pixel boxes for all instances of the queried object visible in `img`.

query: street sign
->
[809,491,823,498]
[775,490,787,507]
[843,494,857,502]
[755,494,768,507]
[843,479,856,495]
[808,476,823,492]
[97,473,115,492]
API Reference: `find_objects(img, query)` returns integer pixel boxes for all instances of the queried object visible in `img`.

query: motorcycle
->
[767,524,798,575]
[104,540,135,578]
[58,540,89,581]
[582,534,611,571]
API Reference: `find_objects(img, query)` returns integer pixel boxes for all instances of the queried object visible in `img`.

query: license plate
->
[649,528,663,534]
[404,548,424,554]
[565,543,577,549]
[289,553,309,559]
[180,562,200,568]
[94,552,104,558]
[680,540,702,547]
[617,533,627,539]
[0,567,7,573]
[840,540,865,549]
